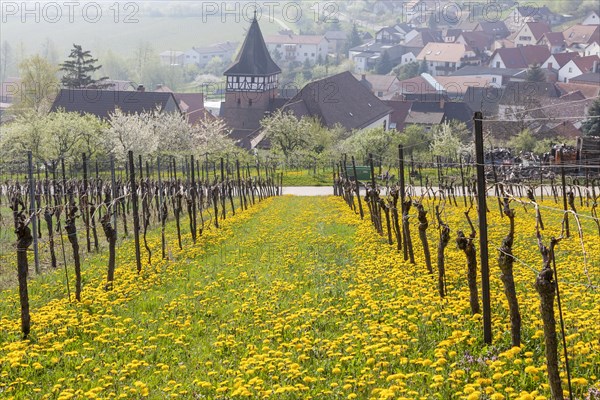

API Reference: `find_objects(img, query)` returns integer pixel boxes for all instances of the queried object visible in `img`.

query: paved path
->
[281,187,334,196]
[281,186,583,197]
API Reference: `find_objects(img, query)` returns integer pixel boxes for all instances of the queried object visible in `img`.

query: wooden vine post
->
[498,194,521,347]
[456,210,480,315]
[128,151,142,273]
[474,111,493,344]
[351,156,364,219]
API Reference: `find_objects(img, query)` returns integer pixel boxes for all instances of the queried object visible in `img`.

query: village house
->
[324,30,348,54]
[154,85,214,125]
[284,71,392,132]
[562,24,600,53]
[385,98,473,131]
[159,51,184,66]
[558,55,600,83]
[504,5,561,33]
[416,42,479,77]
[454,31,494,54]
[264,34,328,65]
[181,42,238,68]
[537,32,566,54]
[498,81,560,119]
[541,52,580,72]
[512,22,552,47]
[582,11,600,26]
[349,42,405,73]
[569,72,600,85]
[353,73,402,99]
[584,41,600,57]
[488,45,550,69]
[474,20,511,40]
[49,86,181,119]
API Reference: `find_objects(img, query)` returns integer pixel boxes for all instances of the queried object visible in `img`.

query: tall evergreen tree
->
[375,51,393,74]
[349,24,362,48]
[419,58,429,74]
[526,64,546,82]
[581,98,600,136]
[60,44,109,88]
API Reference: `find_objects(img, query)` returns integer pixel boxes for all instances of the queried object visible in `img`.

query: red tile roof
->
[562,24,600,46]
[572,55,600,72]
[526,22,552,41]
[550,52,581,68]
[539,32,565,46]
[490,45,550,68]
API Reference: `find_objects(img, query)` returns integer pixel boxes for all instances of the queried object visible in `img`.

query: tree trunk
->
[457,230,480,315]
[65,198,82,302]
[12,199,32,339]
[535,235,564,400]
[416,203,433,274]
[498,198,521,347]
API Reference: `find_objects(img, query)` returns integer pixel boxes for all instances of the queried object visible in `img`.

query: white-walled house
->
[488,46,550,69]
[558,55,600,82]
[541,52,580,72]
[582,11,600,26]
[264,34,328,64]
[181,42,238,68]
[160,51,184,66]
[584,42,600,57]
[513,22,552,47]
[401,52,417,65]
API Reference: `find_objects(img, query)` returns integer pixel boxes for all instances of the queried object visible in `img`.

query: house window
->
[492,77,497,83]
[377,91,383,97]
[496,62,501,68]
[249,99,253,106]
[569,67,573,73]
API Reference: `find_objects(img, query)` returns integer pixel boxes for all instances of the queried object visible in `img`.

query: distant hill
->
[1,14,284,62]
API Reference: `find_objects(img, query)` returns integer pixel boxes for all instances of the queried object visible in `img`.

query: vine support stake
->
[474,111,492,344]
[28,151,40,275]
[128,151,142,274]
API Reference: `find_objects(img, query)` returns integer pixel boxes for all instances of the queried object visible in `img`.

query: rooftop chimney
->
[137,85,145,92]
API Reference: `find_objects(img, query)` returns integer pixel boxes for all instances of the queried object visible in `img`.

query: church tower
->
[222,14,281,112]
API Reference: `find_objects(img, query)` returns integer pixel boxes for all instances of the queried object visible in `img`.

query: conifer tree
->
[60,44,109,89]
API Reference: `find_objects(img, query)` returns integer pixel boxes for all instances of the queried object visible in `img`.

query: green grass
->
[1,196,599,399]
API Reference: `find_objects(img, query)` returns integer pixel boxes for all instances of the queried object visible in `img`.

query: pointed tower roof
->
[224,15,281,76]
